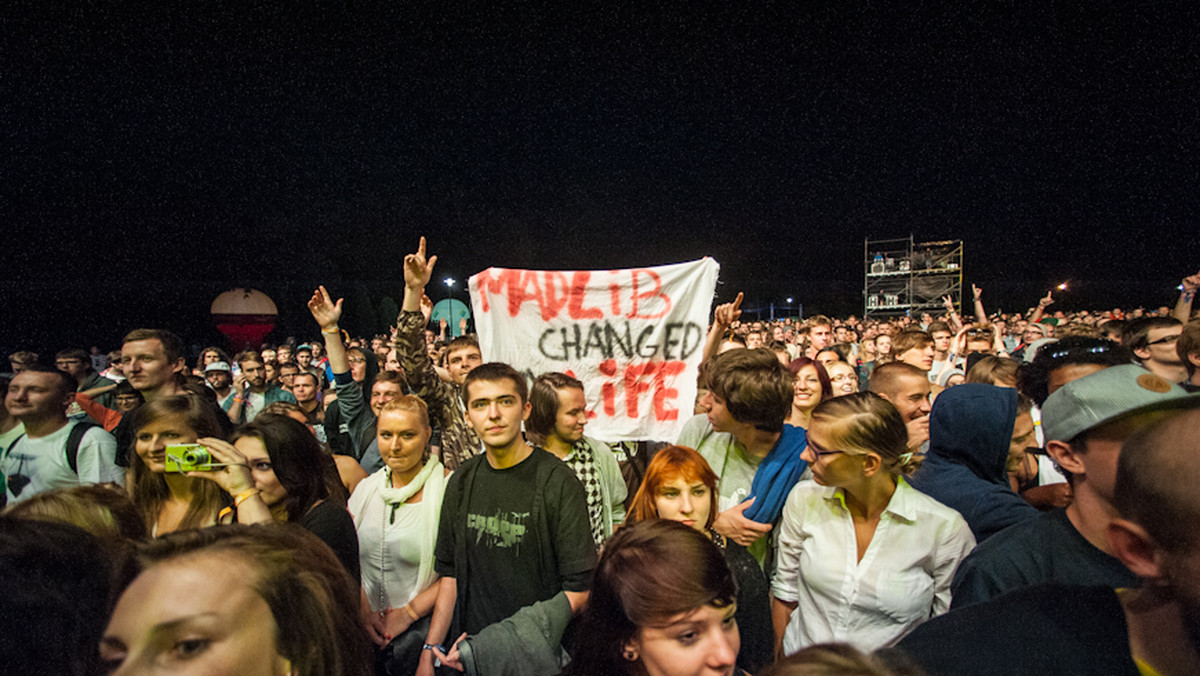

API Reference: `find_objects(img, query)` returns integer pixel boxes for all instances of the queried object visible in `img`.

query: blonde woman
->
[771,393,974,656]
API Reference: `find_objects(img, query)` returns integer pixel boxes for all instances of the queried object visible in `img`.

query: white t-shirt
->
[244,391,267,421]
[1,422,124,503]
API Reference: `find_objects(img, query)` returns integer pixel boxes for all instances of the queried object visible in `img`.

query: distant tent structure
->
[211,288,277,350]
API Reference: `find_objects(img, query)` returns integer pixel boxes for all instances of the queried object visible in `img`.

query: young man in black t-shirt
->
[419,363,595,676]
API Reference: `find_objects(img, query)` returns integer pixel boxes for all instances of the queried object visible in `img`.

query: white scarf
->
[381,455,439,505]
[377,457,446,603]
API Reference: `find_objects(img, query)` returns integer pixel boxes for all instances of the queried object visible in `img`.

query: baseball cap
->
[204,361,232,373]
[1041,364,1199,442]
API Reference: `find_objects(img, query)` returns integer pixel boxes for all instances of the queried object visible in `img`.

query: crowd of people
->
[1,243,1198,676]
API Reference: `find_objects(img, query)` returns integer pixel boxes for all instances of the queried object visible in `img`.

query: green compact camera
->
[164,444,218,473]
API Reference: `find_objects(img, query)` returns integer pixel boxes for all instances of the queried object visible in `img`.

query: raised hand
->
[420,294,434,327]
[714,292,744,328]
[188,437,254,495]
[1038,291,1054,308]
[1182,270,1200,293]
[972,284,982,301]
[404,236,439,291]
[307,286,343,332]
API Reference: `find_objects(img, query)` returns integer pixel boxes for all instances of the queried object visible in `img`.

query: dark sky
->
[4,2,1198,356]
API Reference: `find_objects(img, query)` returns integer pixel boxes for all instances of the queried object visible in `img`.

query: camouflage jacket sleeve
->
[394,309,480,470]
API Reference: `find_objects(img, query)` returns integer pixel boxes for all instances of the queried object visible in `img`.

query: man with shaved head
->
[869,362,932,452]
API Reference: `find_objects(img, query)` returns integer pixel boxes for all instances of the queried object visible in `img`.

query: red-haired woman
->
[626,445,772,673]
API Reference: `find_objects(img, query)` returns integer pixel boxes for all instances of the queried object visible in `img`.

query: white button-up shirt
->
[771,477,975,654]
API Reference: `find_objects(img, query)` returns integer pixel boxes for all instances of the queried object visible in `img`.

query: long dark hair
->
[562,519,738,676]
[231,414,343,521]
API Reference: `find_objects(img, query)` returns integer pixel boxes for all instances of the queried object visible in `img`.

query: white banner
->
[469,258,720,441]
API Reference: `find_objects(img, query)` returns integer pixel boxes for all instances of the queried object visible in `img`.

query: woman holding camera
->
[128,395,271,535]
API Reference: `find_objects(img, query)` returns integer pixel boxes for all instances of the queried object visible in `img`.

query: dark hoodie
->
[908,384,1038,542]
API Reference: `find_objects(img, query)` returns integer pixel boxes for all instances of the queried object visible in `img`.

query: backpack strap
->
[2,434,26,463]
[65,422,97,475]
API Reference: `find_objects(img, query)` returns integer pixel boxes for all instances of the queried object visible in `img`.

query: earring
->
[623,649,637,661]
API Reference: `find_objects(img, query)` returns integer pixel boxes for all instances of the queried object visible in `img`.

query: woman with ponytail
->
[770,392,975,657]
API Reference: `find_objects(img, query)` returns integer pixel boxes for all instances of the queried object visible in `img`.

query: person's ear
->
[171,358,187,375]
[522,400,532,421]
[1106,518,1165,580]
[1045,440,1086,476]
[622,638,640,663]
[1132,345,1151,361]
[861,452,884,477]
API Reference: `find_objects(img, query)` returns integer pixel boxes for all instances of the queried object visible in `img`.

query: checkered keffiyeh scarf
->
[564,439,606,548]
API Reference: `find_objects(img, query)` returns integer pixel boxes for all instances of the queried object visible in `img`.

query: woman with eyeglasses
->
[826,361,859,397]
[771,393,975,657]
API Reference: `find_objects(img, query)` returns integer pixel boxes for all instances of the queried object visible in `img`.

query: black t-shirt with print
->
[435,448,595,635]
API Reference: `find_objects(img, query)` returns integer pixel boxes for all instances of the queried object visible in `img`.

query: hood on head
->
[928,383,1017,484]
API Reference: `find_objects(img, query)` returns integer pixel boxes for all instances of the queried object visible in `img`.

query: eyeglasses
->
[806,444,847,459]
[1147,334,1181,346]
[347,357,368,364]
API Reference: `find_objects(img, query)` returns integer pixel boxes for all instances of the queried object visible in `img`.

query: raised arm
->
[941,295,963,332]
[1172,269,1199,323]
[396,239,457,405]
[702,292,743,364]
[971,284,988,325]
[1029,291,1053,325]
[402,236,438,313]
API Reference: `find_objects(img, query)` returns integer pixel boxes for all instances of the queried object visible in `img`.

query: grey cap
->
[204,361,232,373]
[1041,364,1198,442]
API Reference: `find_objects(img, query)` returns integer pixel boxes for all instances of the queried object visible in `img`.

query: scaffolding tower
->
[864,237,963,320]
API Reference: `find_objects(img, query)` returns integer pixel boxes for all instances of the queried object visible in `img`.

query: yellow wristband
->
[403,604,419,622]
[321,327,340,335]
[233,488,262,507]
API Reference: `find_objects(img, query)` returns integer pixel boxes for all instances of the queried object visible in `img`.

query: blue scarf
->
[743,424,808,523]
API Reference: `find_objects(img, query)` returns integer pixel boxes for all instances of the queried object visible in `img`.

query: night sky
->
[4,2,1198,356]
